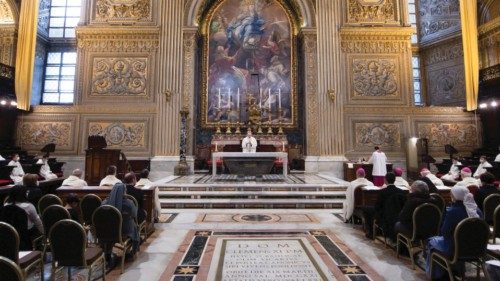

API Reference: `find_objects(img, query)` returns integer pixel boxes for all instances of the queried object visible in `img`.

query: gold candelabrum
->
[266,108,273,134]
[277,108,284,134]
[215,108,222,134]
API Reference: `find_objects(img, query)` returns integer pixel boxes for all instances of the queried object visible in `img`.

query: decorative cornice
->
[340,27,413,53]
[344,106,468,115]
[30,105,157,114]
[76,26,160,52]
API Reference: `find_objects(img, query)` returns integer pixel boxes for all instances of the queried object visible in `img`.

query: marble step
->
[158,186,347,192]
[160,198,344,209]
[159,191,346,199]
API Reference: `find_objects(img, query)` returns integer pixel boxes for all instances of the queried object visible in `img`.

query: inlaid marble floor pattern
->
[105,209,427,281]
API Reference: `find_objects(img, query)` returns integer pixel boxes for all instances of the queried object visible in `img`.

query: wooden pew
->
[56,185,156,236]
[354,186,452,210]
[0,177,66,203]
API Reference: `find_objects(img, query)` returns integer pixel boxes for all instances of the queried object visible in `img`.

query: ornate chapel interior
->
[0,0,499,280]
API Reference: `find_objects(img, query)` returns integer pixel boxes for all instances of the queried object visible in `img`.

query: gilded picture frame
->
[199,0,299,129]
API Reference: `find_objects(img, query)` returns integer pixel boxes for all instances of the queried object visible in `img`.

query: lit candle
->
[215,143,218,152]
[278,88,282,109]
[259,88,262,108]
[237,88,240,110]
[218,88,221,108]
[282,141,285,151]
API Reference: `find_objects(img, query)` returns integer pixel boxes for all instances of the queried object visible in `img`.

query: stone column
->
[151,0,193,174]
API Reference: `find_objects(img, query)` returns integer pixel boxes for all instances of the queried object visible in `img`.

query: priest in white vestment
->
[393,167,410,189]
[473,156,493,178]
[99,165,122,186]
[454,167,481,188]
[36,156,58,180]
[441,157,462,181]
[135,169,161,222]
[420,168,444,186]
[343,168,374,222]
[368,146,387,187]
[242,129,257,153]
[62,169,88,187]
[8,154,25,185]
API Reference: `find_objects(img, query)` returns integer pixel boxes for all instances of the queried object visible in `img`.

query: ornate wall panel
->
[0,0,15,24]
[16,115,79,154]
[413,119,480,152]
[303,31,319,155]
[92,0,153,24]
[90,57,148,97]
[82,115,154,156]
[346,54,407,104]
[417,0,461,45]
[478,18,500,69]
[346,0,400,25]
[76,27,159,103]
[345,115,405,154]
[421,37,465,106]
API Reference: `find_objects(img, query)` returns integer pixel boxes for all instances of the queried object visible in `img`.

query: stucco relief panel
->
[17,115,79,154]
[88,122,146,148]
[418,0,461,43]
[416,122,478,149]
[346,54,406,104]
[346,0,399,25]
[93,0,152,23]
[91,57,148,97]
[354,122,402,149]
[0,1,14,24]
[427,65,464,105]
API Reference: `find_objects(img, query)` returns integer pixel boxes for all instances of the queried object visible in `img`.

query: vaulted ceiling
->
[0,0,15,24]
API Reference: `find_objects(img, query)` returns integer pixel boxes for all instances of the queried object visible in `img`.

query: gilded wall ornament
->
[347,0,397,24]
[95,0,151,22]
[89,122,146,147]
[427,66,464,105]
[355,123,401,148]
[19,122,72,147]
[352,58,398,97]
[417,123,478,148]
[91,57,148,96]
[417,0,460,43]
[0,1,14,24]
[422,39,463,66]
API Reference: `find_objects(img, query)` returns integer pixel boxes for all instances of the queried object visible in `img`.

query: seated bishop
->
[454,167,481,188]
[8,154,25,185]
[36,155,58,180]
[242,129,257,153]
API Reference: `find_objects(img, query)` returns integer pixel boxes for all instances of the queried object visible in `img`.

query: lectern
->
[85,136,121,185]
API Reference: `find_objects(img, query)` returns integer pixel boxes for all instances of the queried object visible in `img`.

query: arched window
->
[41,0,82,104]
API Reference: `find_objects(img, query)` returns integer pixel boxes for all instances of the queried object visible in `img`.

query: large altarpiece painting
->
[200,0,298,129]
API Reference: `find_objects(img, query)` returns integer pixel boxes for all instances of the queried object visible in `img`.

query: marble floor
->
[106,209,428,281]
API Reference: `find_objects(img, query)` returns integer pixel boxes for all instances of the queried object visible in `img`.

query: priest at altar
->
[241,129,257,153]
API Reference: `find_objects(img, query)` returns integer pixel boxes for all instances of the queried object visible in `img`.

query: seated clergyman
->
[242,129,257,153]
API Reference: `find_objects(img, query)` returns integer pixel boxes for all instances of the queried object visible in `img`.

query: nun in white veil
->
[425,186,482,279]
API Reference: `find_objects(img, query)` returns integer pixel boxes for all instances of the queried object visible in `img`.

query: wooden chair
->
[493,205,500,244]
[430,218,490,280]
[80,194,102,227]
[429,193,446,215]
[41,205,70,260]
[0,256,25,281]
[396,203,441,269]
[124,194,147,242]
[0,205,34,251]
[93,205,132,274]
[0,222,43,279]
[50,219,106,281]
[484,194,500,225]
[37,194,62,215]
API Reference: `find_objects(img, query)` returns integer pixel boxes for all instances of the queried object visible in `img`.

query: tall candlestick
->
[218,88,221,108]
[237,88,240,109]
[259,88,262,108]
[278,88,282,109]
